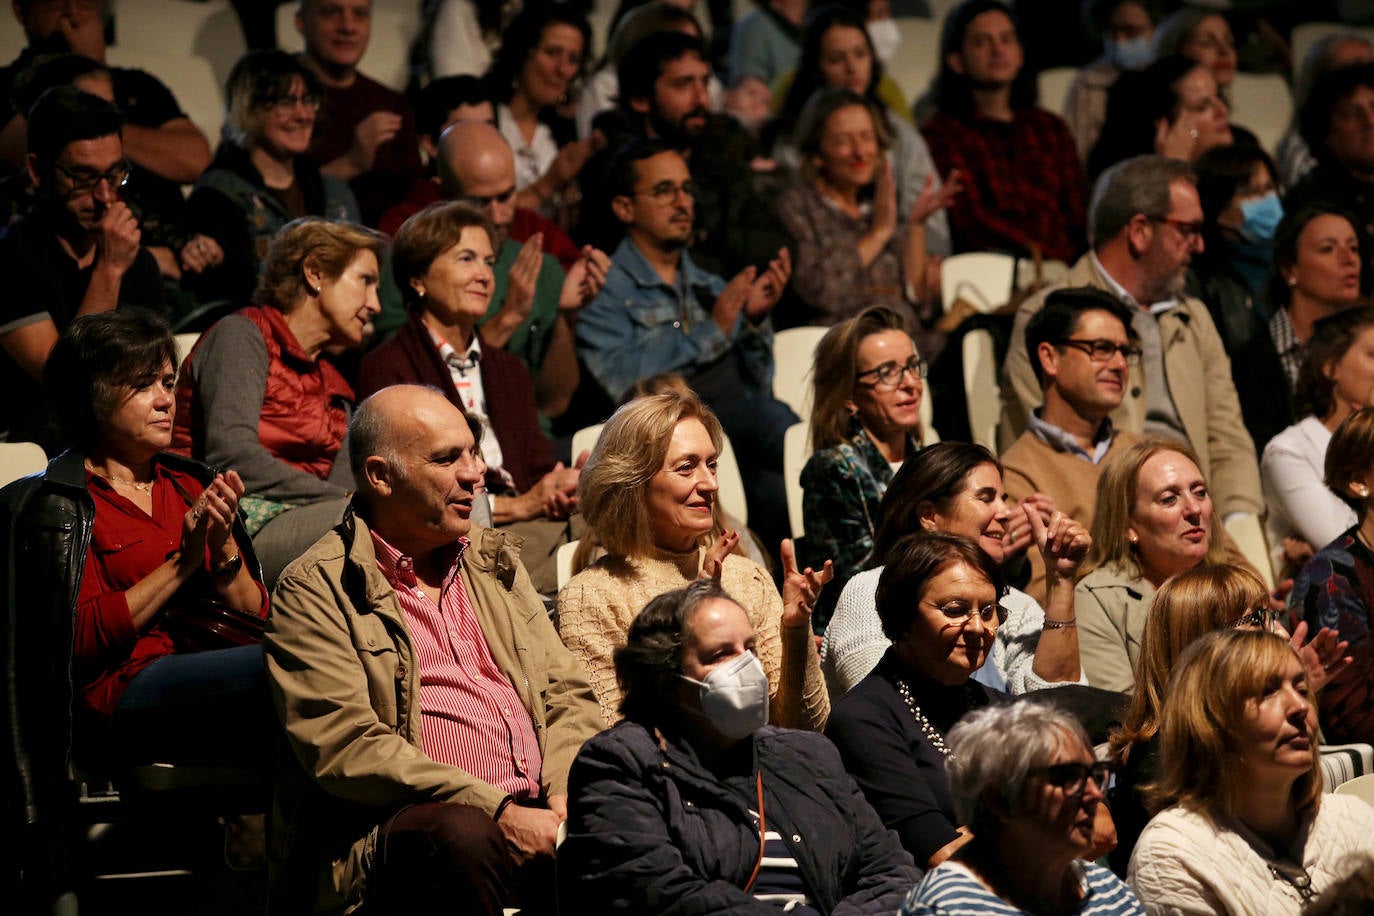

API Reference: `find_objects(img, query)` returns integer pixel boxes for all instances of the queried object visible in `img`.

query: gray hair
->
[1089,154,1195,246]
[347,385,483,493]
[945,702,1094,837]
[1151,8,1211,59]
[1295,32,1374,114]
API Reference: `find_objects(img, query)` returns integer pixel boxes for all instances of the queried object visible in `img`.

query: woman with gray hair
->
[898,702,1143,915]
[186,49,360,306]
[1275,32,1374,190]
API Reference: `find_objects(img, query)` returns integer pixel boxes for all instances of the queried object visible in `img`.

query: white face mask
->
[867,19,901,63]
[681,651,770,739]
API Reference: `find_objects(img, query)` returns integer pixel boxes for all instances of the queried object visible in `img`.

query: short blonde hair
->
[578,391,725,558]
[1149,629,1323,822]
[1081,435,1229,579]
[255,217,384,313]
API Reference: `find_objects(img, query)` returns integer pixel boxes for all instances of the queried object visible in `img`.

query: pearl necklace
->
[895,678,955,759]
[85,460,154,493]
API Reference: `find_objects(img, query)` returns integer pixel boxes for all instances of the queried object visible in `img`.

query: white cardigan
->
[1261,416,1356,554]
[1128,796,1374,915]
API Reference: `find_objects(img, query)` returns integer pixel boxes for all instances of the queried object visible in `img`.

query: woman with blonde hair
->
[1129,629,1374,913]
[556,390,831,730]
[172,217,383,586]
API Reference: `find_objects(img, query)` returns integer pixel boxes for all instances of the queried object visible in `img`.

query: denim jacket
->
[575,237,774,401]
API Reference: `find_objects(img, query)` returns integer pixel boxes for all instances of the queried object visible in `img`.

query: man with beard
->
[0,87,161,452]
[1000,155,1262,521]
[577,139,798,550]
[576,31,790,277]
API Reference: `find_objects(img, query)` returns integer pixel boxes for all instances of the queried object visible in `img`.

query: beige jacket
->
[999,254,1262,518]
[264,513,601,913]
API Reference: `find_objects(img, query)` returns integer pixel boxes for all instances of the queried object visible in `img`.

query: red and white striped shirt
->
[371,531,542,801]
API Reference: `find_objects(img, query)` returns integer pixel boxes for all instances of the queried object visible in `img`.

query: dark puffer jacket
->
[558,721,920,915]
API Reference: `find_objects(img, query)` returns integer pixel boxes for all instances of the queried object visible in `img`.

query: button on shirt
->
[370,530,542,801]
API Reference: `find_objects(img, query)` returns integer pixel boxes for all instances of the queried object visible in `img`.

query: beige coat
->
[264,514,601,913]
[999,254,1262,518]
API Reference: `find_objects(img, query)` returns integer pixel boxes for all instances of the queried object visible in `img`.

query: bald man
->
[265,385,601,915]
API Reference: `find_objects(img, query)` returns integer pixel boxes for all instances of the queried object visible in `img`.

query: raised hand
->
[558,245,611,312]
[178,234,224,275]
[908,169,963,226]
[98,201,142,275]
[1026,504,1091,581]
[349,111,403,173]
[701,530,740,583]
[712,267,753,334]
[780,537,833,630]
[1289,620,1352,692]
[871,156,898,240]
[744,248,792,320]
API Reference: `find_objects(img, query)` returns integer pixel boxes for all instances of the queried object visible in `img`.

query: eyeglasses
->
[923,598,1004,629]
[265,93,321,114]
[53,158,131,195]
[634,180,694,205]
[1029,761,1115,796]
[856,355,928,387]
[1230,606,1282,633]
[457,189,515,212]
[1056,338,1143,364]
[1151,217,1205,245]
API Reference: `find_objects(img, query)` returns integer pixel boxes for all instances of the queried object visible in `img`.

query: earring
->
[1287,276,1298,287]
[310,284,320,295]
[1128,533,1138,544]
[1358,485,1370,497]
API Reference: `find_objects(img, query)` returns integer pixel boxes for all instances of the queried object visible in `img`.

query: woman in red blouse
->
[40,309,267,767]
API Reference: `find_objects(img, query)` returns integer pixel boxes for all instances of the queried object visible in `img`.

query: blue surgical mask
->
[1104,35,1154,71]
[1238,192,1283,243]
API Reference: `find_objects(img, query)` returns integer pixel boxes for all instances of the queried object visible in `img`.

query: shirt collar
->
[370,527,469,591]
[1090,251,1180,315]
[426,323,482,376]
[1026,409,1116,463]
[1270,307,1300,355]
[615,235,712,292]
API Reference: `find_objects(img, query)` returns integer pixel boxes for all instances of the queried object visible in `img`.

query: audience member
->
[1290,406,1374,745]
[296,0,423,226]
[359,202,594,595]
[821,442,1086,698]
[1188,143,1280,355]
[1001,287,1142,605]
[555,391,830,730]
[171,218,382,588]
[778,89,955,331]
[1150,8,1236,98]
[728,0,805,117]
[1232,204,1363,452]
[1062,0,1160,164]
[185,50,359,308]
[919,0,1088,262]
[485,5,596,219]
[417,0,521,82]
[264,384,602,915]
[559,578,919,915]
[1087,55,1235,181]
[1128,629,1374,913]
[773,4,951,258]
[1105,565,1348,877]
[1074,437,1233,693]
[1265,308,1374,570]
[0,87,161,453]
[1002,155,1263,521]
[576,139,797,540]
[1276,32,1373,191]
[801,307,926,629]
[898,702,1139,915]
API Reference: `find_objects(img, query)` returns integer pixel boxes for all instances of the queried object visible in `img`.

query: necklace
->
[85,460,154,493]
[895,678,956,759]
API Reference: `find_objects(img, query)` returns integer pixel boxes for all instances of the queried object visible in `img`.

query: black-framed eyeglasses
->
[1029,761,1115,796]
[53,158,131,195]
[1056,338,1142,364]
[1230,606,1281,633]
[265,93,321,114]
[923,598,1004,629]
[856,355,928,387]
[1151,217,1205,245]
[634,180,694,205]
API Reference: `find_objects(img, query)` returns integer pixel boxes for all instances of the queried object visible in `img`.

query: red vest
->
[171,306,353,480]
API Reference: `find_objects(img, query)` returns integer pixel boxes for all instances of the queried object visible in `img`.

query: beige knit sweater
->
[555,547,829,732]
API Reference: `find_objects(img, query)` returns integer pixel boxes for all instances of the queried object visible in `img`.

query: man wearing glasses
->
[0,87,161,452]
[1002,154,1263,525]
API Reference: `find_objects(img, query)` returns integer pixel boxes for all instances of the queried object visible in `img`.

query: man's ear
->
[628,95,651,116]
[1036,340,1060,385]
[1125,213,1154,258]
[363,454,393,497]
[24,151,41,189]
[611,193,635,225]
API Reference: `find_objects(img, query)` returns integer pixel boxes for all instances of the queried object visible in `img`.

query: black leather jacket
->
[1,450,262,834]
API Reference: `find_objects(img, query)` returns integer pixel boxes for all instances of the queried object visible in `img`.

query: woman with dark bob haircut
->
[3,308,267,772]
[558,578,919,914]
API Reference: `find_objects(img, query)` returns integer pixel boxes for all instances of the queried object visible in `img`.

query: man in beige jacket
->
[264,385,600,915]
[1000,155,1262,521]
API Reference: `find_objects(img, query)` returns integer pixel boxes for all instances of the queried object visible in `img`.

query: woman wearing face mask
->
[1188,144,1283,355]
[556,390,831,731]
[822,441,1087,698]
[558,579,919,915]
[1128,629,1374,914]
[1063,0,1161,164]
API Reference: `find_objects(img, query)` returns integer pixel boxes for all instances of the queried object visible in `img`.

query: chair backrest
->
[886,17,941,106]
[556,539,579,591]
[0,442,47,489]
[1290,22,1374,79]
[962,328,1000,452]
[276,0,423,92]
[1036,67,1077,118]
[1228,72,1291,156]
[571,423,604,467]
[104,47,224,150]
[942,252,1018,313]
[1224,511,1276,591]
[1332,772,1374,805]
[782,421,810,539]
[173,333,202,371]
[772,326,828,420]
[112,0,247,95]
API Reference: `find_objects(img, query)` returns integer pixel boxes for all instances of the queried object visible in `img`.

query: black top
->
[825,648,1006,864]
[1107,734,1160,878]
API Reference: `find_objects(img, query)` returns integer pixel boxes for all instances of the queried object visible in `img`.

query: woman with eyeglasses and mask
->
[899,702,1143,915]
[186,50,359,306]
[558,579,919,914]
[1129,629,1374,914]
[800,307,929,631]
[826,531,1092,868]
[1105,564,1348,877]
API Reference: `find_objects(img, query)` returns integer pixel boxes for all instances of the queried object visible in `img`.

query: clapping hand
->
[780,538,833,630]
